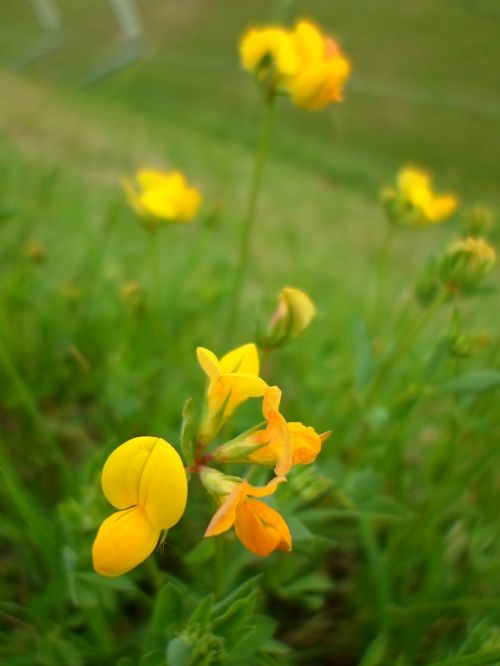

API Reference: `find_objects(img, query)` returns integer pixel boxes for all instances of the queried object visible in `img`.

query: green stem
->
[364,291,447,409]
[228,96,276,340]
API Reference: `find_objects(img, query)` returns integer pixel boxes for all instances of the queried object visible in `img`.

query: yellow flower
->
[443,236,496,289]
[92,437,187,577]
[383,166,458,227]
[124,168,202,228]
[202,469,291,557]
[197,343,268,442]
[286,20,351,111]
[239,20,350,111]
[211,386,330,475]
[266,286,317,346]
[239,26,299,85]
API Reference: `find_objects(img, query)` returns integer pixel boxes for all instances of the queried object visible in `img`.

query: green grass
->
[1,1,500,664]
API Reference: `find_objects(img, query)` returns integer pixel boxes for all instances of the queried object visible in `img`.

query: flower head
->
[92,436,187,577]
[212,386,329,475]
[202,468,291,557]
[240,26,299,88]
[239,19,350,111]
[286,20,350,111]
[197,343,268,442]
[124,168,202,228]
[383,166,458,228]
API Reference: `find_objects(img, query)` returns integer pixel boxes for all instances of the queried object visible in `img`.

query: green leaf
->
[212,591,258,635]
[441,370,500,393]
[180,397,195,466]
[359,633,387,666]
[140,651,167,666]
[144,583,185,652]
[213,575,261,615]
[227,615,277,658]
[189,593,215,631]
[166,637,193,666]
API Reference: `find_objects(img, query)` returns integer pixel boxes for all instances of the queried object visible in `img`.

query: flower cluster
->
[240,19,350,110]
[196,342,330,556]
[124,168,202,229]
[382,166,458,228]
[92,331,329,575]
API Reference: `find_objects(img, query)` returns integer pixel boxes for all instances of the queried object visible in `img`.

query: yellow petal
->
[292,20,325,66]
[136,169,172,190]
[211,373,268,419]
[425,194,458,222]
[92,507,160,577]
[219,343,260,375]
[101,437,187,529]
[239,27,298,78]
[138,440,188,529]
[102,436,158,510]
[197,347,221,382]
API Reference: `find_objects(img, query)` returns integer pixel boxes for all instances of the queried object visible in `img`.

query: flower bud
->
[260,287,316,348]
[198,466,241,497]
[441,237,496,291]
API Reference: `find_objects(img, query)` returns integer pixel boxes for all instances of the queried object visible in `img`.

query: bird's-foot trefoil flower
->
[211,386,330,475]
[382,166,458,228]
[286,20,350,111]
[92,437,188,577]
[124,168,202,229]
[196,343,268,444]
[239,19,350,111]
[201,467,291,557]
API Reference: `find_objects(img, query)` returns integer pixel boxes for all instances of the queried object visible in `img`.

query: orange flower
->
[203,471,291,557]
[212,386,330,475]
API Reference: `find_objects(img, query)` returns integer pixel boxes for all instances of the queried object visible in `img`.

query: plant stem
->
[364,291,447,409]
[228,96,275,340]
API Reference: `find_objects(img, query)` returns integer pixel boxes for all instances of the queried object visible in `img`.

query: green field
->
[1,1,500,665]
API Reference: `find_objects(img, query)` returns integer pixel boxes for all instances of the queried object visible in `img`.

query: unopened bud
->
[259,287,316,349]
[441,237,496,291]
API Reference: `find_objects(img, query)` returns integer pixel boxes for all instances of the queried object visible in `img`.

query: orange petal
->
[242,476,286,498]
[262,386,282,420]
[288,422,323,465]
[204,484,244,537]
[235,499,291,557]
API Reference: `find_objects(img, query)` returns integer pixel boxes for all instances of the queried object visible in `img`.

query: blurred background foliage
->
[0,1,499,665]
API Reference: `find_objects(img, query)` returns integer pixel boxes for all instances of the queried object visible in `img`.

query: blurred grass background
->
[1,1,500,665]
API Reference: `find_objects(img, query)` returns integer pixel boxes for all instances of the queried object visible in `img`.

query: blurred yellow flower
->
[239,19,350,110]
[383,166,458,227]
[124,168,202,228]
[286,20,350,110]
[92,436,187,577]
[240,26,299,84]
[202,469,291,557]
[443,236,496,288]
[212,386,329,475]
[197,343,268,442]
